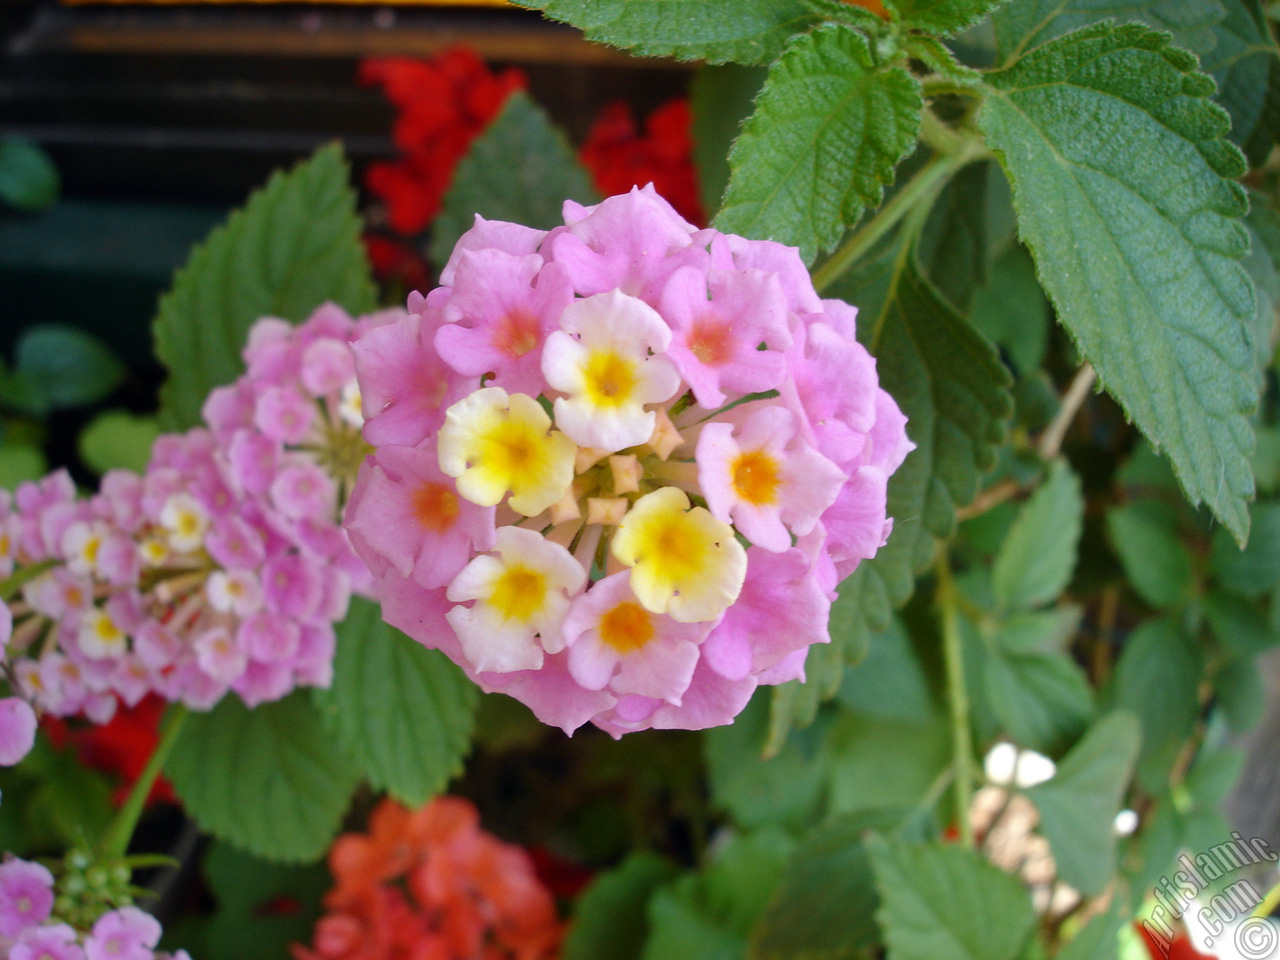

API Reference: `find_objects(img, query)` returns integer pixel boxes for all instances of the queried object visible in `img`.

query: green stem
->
[99,705,188,861]
[0,559,58,603]
[1253,878,1280,918]
[812,152,962,293]
[936,551,975,848]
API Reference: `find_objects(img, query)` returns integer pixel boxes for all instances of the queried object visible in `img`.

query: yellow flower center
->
[731,450,781,506]
[583,350,639,408]
[488,566,547,622]
[598,601,655,654]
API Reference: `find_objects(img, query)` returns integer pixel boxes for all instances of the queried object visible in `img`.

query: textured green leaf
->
[0,138,59,212]
[716,25,922,265]
[1202,0,1280,165]
[749,809,932,960]
[314,597,478,807]
[770,256,1012,743]
[993,460,1083,610]
[979,22,1258,544]
[869,836,1037,960]
[1210,500,1280,595]
[1026,712,1140,895]
[78,410,160,476]
[1106,502,1196,608]
[993,0,1226,64]
[886,0,1011,35]
[565,854,677,960]
[510,0,814,64]
[16,325,125,410]
[153,144,376,431]
[1107,617,1205,792]
[430,92,598,270]
[690,64,768,219]
[166,693,360,863]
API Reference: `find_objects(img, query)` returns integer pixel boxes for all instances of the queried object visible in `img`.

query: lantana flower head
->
[346,185,913,735]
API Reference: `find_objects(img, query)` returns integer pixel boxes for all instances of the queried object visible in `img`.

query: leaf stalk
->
[935,551,975,848]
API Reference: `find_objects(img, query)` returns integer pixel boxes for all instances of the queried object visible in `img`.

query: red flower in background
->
[294,797,564,960]
[579,99,705,227]
[41,695,175,807]
[360,49,527,236]
[1137,923,1218,960]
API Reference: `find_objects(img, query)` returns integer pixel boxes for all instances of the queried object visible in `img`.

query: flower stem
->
[812,152,961,294]
[935,551,975,848]
[0,559,58,603]
[99,704,188,861]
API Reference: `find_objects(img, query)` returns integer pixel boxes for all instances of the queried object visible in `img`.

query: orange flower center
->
[412,482,461,532]
[731,450,781,506]
[494,309,540,359]
[687,317,734,365]
[598,601,655,653]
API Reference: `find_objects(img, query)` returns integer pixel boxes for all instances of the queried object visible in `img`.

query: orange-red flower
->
[579,99,705,228]
[295,797,563,960]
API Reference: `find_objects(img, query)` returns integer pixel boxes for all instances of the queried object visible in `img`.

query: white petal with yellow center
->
[160,493,210,553]
[438,387,577,517]
[79,608,127,659]
[62,522,106,577]
[446,526,587,674]
[612,486,746,623]
[543,290,681,452]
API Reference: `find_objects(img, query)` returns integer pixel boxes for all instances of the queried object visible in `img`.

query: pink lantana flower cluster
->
[1,305,398,765]
[345,186,912,735]
[0,856,185,960]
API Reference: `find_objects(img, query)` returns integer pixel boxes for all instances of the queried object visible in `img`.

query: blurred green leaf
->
[566,854,678,960]
[78,410,160,475]
[1210,501,1280,596]
[869,836,1037,960]
[1026,712,1141,896]
[969,245,1050,376]
[0,445,48,490]
[1107,502,1197,609]
[993,460,1083,611]
[431,92,598,269]
[15,325,125,411]
[690,64,767,219]
[0,138,59,212]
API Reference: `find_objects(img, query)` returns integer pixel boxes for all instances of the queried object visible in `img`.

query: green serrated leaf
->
[153,144,376,431]
[430,92,598,270]
[565,854,678,960]
[993,460,1083,610]
[979,22,1258,544]
[314,597,478,807]
[749,808,932,960]
[868,836,1037,960]
[510,0,815,64]
[993,0,1227,65]
[886,0,1011,35]
[838,615,935,722]
[690,64,768,219]
[1026,712,1140,895]
[1202,0,1280,166]
[1106,617,1205,793]
[0,138,59,213]
[16,325,125,410]
[716,24,922,265]
[166,693,360,863]
[1106,502,1196,608]
[78,410,160,476]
